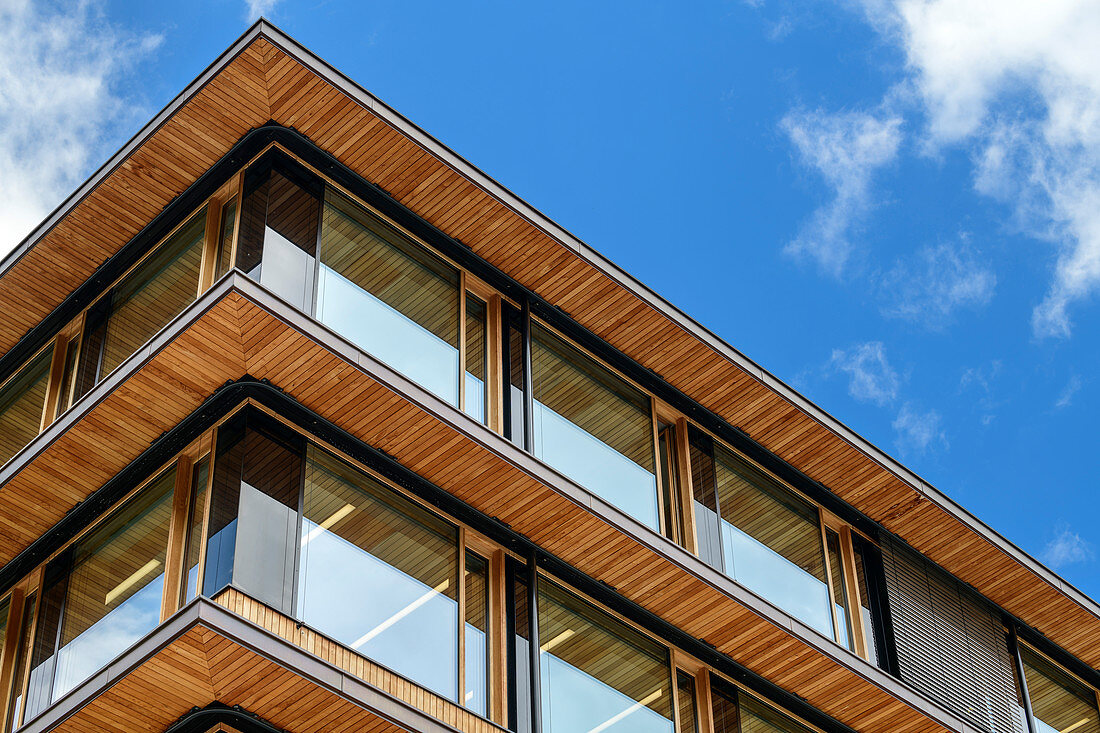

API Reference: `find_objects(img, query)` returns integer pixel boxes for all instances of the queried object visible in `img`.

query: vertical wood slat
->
[161,455,194,620]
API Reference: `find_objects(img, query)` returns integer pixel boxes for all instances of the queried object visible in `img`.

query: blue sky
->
[1,0,1098,598]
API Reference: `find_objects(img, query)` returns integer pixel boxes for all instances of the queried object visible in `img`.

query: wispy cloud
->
[1055,374,1082,409]
[828,341,900,406]
[1041,523,1095,570]
[891,402,947,455]
[0,0,160,255]
[880,235,997,328]
[782,108,903,277]
[849,0,1100,338]
[959,360,1003,426]
[245,0,280,22]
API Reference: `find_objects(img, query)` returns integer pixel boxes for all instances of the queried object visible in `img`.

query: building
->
[0,19,1096,733]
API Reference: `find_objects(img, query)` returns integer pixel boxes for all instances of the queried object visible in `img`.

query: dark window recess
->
[880,537,1026,733]
[501,303,527,450]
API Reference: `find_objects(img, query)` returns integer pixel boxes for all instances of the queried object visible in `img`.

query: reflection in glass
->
[75,209,206,399]
[826,529,853,651]
[237,166,320,312]
[690,429,833,639]
[215,199,237,280]
[203,416,301,614]
[297,445,459,700]
[0,346,52,466]
[317,190,460,405]
[710,677,740,733]
[512,571,532,733]
[538,578,673,733]
[531,324,659,531]
[465,552,489,715]
[852,543,879,667]
[677,672,699,733]
[659,423,686,549]
[182,457,210,603]
[5,592,36,732]
[23,469,173,719]
[56,337,79,415]
[465,293,488,424]
[1021,646,1100,733]
[739,694,814,733]
[503,306,526,449]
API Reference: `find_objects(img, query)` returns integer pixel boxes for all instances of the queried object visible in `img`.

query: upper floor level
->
[0,20,1097,733]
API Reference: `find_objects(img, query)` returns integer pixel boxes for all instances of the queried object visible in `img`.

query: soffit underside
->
[0,30,1094,671]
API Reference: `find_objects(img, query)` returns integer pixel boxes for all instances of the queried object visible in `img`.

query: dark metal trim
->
[526,551,543,733]
[521,299,534,455]
[1007,628,1037,733]
[163,703,288,733]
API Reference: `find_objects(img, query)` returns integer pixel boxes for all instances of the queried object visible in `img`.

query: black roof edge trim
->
[0,376,856,733]
[164,703,287,733]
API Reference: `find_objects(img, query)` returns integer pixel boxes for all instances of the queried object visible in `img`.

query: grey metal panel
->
[882,538,1026,733]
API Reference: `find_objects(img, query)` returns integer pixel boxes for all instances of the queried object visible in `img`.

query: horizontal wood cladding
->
[214,587,497,733]
[0,284,953,733]
[0,28,1092,672]
[39,615,442,733]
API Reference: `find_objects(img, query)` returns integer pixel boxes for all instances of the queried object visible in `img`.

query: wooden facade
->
[0,20,1097,733]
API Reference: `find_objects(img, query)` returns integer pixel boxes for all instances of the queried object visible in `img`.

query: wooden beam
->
[161,455,194,620]
[674,417,698,556]
[0,586,25,729]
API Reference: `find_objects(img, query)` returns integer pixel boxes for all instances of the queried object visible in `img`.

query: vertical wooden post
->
[674,418,698,556]
[0,587,25,729]
[652,408,669,542]
[198,199,224,295]
[838,526,868,660]
[695,668,715,733]
[488,548,508,725]
[161,456,194,621]
[40,336,68,430]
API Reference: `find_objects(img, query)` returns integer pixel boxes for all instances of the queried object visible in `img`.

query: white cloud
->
[782,109,903,276]
[851,0,1100,337]
[0,0,160,255]
[828,341,900,406]
[892,402,947,454]
[245,0,280,22]
[1041,523,1095,570]
[1055,374,1082,409]
[880,235,996,328]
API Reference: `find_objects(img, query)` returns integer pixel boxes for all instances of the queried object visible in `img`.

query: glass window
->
[530,323,659,531]
[689,429,833,638]
[538,578,673,733]
[503,305,527,448]
[203,416,302,614]
[316,189,461,405]
[659,422,687,549]
[710,679,813,733]
[511,568,533,733]
[5,592,36,732]
[852,542,880,667]
[297,444,458,700]
[23,469,174,720]
[0,346,52,467]
[465,552,490,715]
[465,293,489,424]
[237,165,320,312]
[677,672,699,733]
[181,456,210,603]
[826,529,853,651]
[1021,646,1100,733]
[76,209,206,398]
[710,678,740,733]
[56,337,79,415]
[215,199,237,280]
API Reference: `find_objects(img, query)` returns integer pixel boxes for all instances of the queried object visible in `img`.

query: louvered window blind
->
[881,538,1028,733]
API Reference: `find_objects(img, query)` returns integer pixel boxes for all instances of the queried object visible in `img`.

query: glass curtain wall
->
[710,678,814,733]
[0,346,52,467]
[688,428,833,639]
[529,323,660,531]
[201,410,464,703]
[1020,647,1100,733]
[75,209,206,399]
[537,578,673,733]
[21,468,174,721]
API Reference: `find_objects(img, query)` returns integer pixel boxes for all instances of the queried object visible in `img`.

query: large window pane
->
[97,210,206,380]
[690,429,832,638]
[465,552,490,715]
[203,415,302,614]
[531,324,659,531]
[1021,646,1100,733]
[677,672,699,733]
[237,166,320,312]
[24,469,173,719]
[465,293,488,424]
[538,579,673,733]
[0,346,51,467]
[5,592,36,732]
[297,445,459,700]
[739,695,815,733]
[826,529,853,651]
[317,189,460,405]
